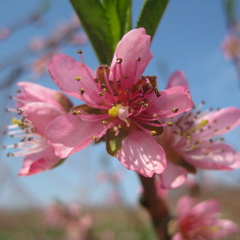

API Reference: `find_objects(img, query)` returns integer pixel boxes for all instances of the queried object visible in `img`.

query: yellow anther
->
[172,107,179,113]
[108,105,120,117]
[72,110,81,115]
[11,118,22,126]
[92,136,98,141]
[101,120,107,125]
[150,131,157,136]
[167,122,173,126]
[75,76,81,81]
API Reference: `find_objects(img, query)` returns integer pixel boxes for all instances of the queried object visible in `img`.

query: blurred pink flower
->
[45,202,92,240]
[157,71,240,188]
[46,28,194,177]
[31,52,55,77]
[222,34,240,60]
[172,196,238,240]
[29,37,46,51]
[0,27,10,39]
[4,82,73,176]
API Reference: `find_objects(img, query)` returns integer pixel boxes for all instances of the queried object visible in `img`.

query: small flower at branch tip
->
[46,28,194,177]
[222,34,240,60]
[4,82,73,176]
[156,71,240,189]
[170,196,238,240]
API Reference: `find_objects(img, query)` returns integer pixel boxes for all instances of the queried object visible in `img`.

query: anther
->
[72,110,81,115]
[167,122,173,126]
[101,120,107,125]
[117,101,121,104]
[116,78,121,82]
[116,58,122,63]
[126,99,131,103]
[137,85,142,90]
[153,113,158,118]
[124,74,128,79]
[75,76,82,81]
[154,88,161,97]
[77,49,83,54]
[137,57,141,62]
[28,137,33,141]
[101,84,106,89]
[94,78,99,83]
[150,131,157,136]
[104,65,109,69]
[99,92,105,96]
[130,109,135,113]
[125,88,130,93]
[92,136,98,141]
[172,107,179,113]
[79,88,85,95]
[143,103,149,108]
[113,92,118,96]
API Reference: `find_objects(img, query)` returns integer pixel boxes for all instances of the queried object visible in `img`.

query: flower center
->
[108,104,130,125]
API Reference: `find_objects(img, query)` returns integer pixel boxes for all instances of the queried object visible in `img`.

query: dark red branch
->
[138,174,171,240]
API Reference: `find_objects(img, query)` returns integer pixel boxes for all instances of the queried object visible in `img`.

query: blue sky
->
[1,0,240,208]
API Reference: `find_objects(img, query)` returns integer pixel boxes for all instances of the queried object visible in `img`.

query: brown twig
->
[138,174,171,240]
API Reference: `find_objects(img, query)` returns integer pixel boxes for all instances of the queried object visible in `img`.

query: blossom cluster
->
[3,28,240,189]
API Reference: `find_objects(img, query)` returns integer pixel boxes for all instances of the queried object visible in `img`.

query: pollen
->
[108,105,120,117]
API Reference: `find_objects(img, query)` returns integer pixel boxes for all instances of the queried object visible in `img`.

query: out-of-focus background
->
[0,0,240,239]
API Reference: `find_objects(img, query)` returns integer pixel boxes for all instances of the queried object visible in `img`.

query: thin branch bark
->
[138,174,171,240]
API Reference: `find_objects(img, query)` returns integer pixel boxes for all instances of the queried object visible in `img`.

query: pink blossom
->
[172,196,238,240]
[4,82,73,176]
[45,202,93,240]
[46,28,194,177]
[29,37,46,51]
[222,34,240,60]
[157,71,240,188]
[0,27,10,39]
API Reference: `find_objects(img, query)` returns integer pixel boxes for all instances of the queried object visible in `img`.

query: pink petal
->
[158,161,188,189]
[176,196,196,219]
[48,54,104,108]
[116,129,166,177]
[18,146,61,176]
[183,142,238,170]
[46,112,109,158]
[110,28,153,86]
[146,86,194,118]
[23,102,65,136]
[214,219,238,238]
[193,199,220,216]
[166,71,189,89]
[197,107,240,139]
[172,233,184,240]
[17,82,66,111]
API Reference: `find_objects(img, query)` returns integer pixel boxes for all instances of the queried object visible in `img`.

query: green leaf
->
[70,0,114,65]
[106,127,130,157]
[116,0,132,37]
[136,0,169,40]
[102,0,121,51]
